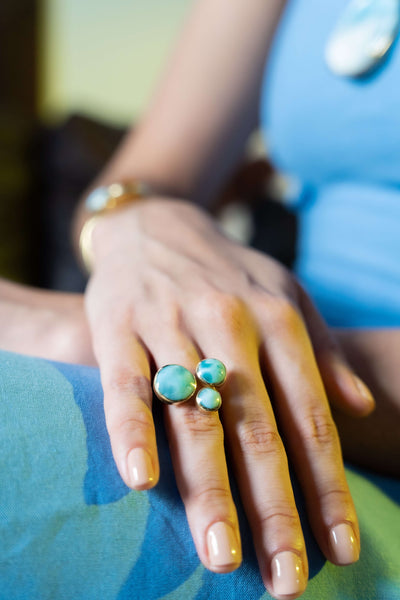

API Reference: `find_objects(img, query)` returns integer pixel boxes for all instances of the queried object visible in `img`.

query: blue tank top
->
[260,0,400,327]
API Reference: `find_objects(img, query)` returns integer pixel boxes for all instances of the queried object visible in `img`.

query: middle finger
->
[190,292,308,599]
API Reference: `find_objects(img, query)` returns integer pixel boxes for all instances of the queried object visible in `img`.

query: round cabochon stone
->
[196,359,226,387]
[154,364,196,403]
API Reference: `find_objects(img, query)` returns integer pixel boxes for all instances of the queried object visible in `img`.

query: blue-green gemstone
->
[196,359,226,387]
[196,387,222,412]
[85,186,109,211]
[153,364,196,404]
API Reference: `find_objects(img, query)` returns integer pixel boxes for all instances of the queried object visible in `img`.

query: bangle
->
[79,181,152,274]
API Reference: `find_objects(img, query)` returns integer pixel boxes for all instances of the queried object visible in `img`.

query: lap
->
[0,350,399,600]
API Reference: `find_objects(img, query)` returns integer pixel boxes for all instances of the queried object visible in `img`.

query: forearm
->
[72,0,286,246]
[333,328,400,476]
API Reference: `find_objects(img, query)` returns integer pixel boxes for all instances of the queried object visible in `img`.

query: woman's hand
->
[0,279,95,366]
[85,198,374,599]
[332,328,400,477]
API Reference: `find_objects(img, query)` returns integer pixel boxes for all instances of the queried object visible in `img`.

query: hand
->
[0,279,95,366]
[85,198,374,599]
[332,328,400,477]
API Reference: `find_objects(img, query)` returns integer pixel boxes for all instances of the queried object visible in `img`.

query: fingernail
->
[207,522,241,569]
[128,448,155,490]
[329,523,359,564]
[353,376,375,410]
[272,551,306,597]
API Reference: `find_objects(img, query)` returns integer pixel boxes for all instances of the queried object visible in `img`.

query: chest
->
[261,0,400,187]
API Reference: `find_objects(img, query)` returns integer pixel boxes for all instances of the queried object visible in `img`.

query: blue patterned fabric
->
[0,349,399,599]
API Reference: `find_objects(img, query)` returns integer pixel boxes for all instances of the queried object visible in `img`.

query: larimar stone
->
[85,186,109,212]
[196,387,222,412]
[153,365,196,404]
[196,359,226,387]
[325,0,400,77]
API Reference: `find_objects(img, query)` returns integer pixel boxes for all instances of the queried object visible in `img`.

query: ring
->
[153,359,227,412]
[196,358,226,413]
[196,387,222,412]
[196,358,227,387]
[153,364,197,405]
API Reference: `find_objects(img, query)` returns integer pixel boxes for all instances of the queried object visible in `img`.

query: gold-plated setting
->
[79,215,100,274]
[194,359,227,413]
[79,180,152,274]
[196,387,222,413]
[153,364,197,405]
[195,358,227,388]
[152,359,227,413]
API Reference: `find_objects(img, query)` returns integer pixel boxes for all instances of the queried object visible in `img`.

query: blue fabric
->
[0,349,399,599]
[261,0,400,326]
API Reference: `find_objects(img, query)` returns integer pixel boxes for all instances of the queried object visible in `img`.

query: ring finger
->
[190,297,308,598]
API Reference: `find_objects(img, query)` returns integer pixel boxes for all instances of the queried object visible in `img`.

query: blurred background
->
[0,0,295,292]
[40,0,190,125]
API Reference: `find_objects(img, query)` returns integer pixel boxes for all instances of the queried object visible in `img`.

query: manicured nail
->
[207,522,241,569]
[128,448,155,490]
[329,523,359,564]
[272,551,306,597]
[353,376,375,411]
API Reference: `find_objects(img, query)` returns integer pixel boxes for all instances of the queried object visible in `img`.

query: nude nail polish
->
[329,523,359,564]
[353,376,375,410]
[128,448,155,489]
[207,522,241,569]
[272,551,306,597]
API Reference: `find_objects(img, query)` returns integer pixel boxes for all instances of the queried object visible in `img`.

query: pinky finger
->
[297,285,375,417]
[93,326,159,491]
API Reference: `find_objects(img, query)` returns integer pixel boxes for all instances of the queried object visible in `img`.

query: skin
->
[83,195,375,593]
[334,329,400,477]
[70,0,378,597]
[0,278,94,366]
[1,0,398,598]
[1,280,398,480]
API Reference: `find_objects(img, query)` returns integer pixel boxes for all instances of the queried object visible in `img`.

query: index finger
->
[91,320,159,491]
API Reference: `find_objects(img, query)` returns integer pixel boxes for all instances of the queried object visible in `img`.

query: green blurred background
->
[39,0,191,125]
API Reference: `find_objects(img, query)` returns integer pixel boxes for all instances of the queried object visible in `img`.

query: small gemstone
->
[153,364,196,404]
[196,387,222,412]
[196,359,226,387]
[85,187,109,212]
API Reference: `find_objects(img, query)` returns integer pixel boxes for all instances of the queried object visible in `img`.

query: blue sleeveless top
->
[261,0,400,327]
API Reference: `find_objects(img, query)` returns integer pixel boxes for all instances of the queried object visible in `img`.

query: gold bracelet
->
[78,181,152,274]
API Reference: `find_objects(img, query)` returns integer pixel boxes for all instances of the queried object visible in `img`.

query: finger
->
[260,296,360,567]
[148,327,242,574]
[190,292,308,598]
[91,319,159,491]
[298,286,375,417]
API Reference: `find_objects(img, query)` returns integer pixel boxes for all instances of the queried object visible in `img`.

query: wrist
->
[77,180,155,274]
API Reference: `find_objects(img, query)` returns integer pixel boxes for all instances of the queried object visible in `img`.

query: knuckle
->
[107,410,154,440]
[237,420,283,458]
[256,504,300,531]
[270,297,301,330]
[319,487,351,506]
[205,291,245,321]
[188,485,232,508]
[301,410,339,450]
[104,304,133,331]
[106,369,151,401]
[258,294,302,336]
[177,405,221,438]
